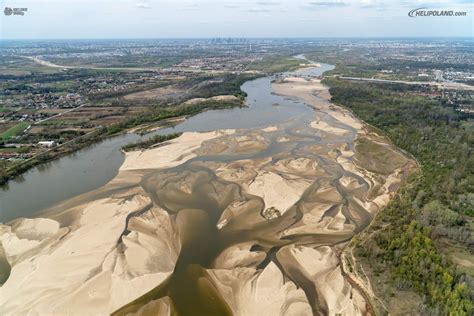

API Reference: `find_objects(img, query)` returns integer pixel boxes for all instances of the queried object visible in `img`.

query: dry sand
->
[120,130,234,171]
[0,195,179,315]
[208,262,312,316]
[183,95,240,105]
[0,67,414,316]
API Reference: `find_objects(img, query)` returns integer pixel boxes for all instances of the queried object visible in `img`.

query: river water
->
[111,58,377,315]
[0,63,335,223]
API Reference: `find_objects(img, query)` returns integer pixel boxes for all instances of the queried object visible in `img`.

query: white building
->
[38,141,56,148]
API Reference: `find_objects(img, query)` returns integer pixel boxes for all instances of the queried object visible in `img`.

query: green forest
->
[122,133,182,152]
[325,77,473,314]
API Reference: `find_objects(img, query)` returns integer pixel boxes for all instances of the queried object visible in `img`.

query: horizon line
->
[1,36,473,41]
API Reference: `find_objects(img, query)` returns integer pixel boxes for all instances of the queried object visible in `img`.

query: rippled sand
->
[0,75,415,315]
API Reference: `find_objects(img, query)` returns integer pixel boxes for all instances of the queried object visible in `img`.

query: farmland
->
[0,122,29,140]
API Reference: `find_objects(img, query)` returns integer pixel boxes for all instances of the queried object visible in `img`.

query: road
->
[23,56,161,72]
[6,126,101,173]
[33,103,88,125]
[22,56,231,75]
[339,76,474,91]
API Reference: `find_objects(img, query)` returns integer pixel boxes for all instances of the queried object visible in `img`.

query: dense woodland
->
[325,77,473,314]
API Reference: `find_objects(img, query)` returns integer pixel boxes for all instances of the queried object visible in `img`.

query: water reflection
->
[0,63,334,223]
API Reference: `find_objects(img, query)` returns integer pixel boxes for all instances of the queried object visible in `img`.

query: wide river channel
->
[0,62,334,223]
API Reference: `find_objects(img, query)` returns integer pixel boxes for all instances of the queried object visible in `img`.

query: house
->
[38,141,56,148]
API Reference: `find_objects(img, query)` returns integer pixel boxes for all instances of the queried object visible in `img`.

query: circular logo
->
[4,7,13,16]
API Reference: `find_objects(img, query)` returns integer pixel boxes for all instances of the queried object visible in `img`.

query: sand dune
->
[277,245,367,315]
[0,67,414,315]
[208,262,312,316]
[0,196,180,315]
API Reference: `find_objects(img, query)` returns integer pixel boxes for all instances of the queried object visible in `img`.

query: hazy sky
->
[0,0,472,39]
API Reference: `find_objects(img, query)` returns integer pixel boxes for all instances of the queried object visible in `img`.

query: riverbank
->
[0,63,415,315]
[0,97,245,187]
[325,75,474,314]
[270,75,416,314]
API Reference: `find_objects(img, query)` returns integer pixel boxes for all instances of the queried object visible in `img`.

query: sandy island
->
[0,69,415,316]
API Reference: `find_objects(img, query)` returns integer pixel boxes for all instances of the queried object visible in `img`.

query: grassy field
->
[0,147,31,153]
[248,56,301,73]
[44,80,76,89]
[353,138,408,175]
[0,66,62,76]
[0,122,29,140]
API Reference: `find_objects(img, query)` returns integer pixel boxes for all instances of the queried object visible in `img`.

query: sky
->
[0,0,472,39]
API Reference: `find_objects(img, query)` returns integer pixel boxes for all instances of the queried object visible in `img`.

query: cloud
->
[246,7,271,12]
[176,1,202,11]
[398,0,473,8]
[136,1,151,9]
[224,4,240,8]
[256,1,281,5]
[359,0,389,10]
[308,1,348,7]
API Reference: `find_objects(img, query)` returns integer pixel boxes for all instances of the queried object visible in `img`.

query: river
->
[0,57,415,315]
[0,62,335,223]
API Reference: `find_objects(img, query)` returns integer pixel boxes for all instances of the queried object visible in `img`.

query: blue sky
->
[0,0,472,39]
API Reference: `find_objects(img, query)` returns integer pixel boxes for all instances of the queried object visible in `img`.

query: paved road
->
[24,56,161,72]
[23,56,232,75]
[339,76,474,91]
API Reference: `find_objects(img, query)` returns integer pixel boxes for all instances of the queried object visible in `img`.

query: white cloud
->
[136,2,151,9]
[1,0,471,39]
